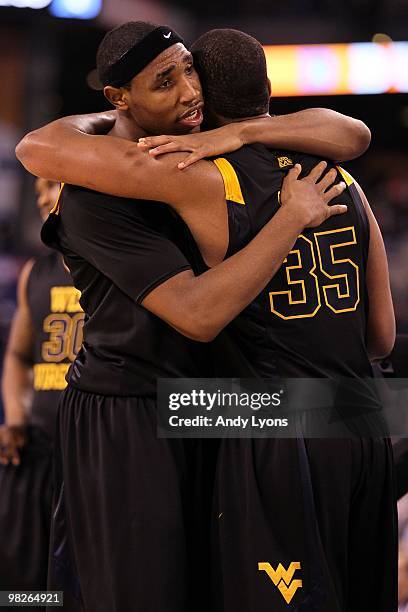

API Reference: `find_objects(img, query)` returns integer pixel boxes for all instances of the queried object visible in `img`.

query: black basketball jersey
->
[26,250,84,437]
[212,144,373,380]
[41,185,211,396]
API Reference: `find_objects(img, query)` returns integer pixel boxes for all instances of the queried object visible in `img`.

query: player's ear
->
[103,85,130,111]
[267,78,272,97]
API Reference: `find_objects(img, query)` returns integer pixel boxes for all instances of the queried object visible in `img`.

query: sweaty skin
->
[16,107,371,184]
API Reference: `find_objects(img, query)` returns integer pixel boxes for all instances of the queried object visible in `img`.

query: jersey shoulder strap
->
[212,157,246,205]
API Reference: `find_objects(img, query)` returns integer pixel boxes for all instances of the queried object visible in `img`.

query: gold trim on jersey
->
[213,158,245,205]
[49,183,65,215]
[336,166,354,187]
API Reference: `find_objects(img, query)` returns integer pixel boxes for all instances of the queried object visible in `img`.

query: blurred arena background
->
[0,0,408,597]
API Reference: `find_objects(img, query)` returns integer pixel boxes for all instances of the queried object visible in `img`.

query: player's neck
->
[108,112,147,141]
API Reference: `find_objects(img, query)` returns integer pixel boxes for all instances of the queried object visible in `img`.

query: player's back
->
[41,185,211,396]
[212,144,372,381]
[207,147,394,612]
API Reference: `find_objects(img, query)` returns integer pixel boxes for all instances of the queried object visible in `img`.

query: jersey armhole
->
[49,183,65,215]
[337,165,370,248]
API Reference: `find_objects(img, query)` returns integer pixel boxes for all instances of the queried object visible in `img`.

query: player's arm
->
[355,182,395,360]
[15,108,369,186]
[139,110,371,167]
[141,164,347,341]
[0,260,35,465]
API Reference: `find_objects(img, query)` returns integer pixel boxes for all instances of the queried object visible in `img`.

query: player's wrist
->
[274,204,305,234]
[239,118,262,146]
[222,122,246,148]
[240,116,273,147]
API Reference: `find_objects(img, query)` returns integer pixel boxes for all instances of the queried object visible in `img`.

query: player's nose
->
[178,76,200,105]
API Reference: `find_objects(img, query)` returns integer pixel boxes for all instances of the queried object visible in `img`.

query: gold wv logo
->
[258,561,302,604]
[278,156,293,169]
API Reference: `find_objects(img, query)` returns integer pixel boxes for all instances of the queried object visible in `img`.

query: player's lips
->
[177,105,204,127]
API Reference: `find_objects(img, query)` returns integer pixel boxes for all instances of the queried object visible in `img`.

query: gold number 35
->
[269,226,360,320]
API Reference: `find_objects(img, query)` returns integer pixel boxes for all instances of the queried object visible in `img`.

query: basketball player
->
[13,23,365,612]
[0,179,84,595]
[18,26,397,611]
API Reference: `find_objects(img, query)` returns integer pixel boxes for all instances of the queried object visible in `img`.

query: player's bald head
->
[191,28,270,120]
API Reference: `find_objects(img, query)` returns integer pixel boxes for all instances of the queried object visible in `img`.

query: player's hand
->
[281,161,348,228]
[137,124,244,169]
[0,425,27,466]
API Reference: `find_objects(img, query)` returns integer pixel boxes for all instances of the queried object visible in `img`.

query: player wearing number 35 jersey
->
[206,145,396,612]
[213,149,372,380]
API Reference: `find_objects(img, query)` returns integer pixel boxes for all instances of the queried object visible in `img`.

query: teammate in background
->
[0,178,84,592]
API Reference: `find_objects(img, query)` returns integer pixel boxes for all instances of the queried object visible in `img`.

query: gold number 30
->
[269,227,360,320]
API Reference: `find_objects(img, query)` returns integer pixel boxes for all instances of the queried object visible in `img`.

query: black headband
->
[102,26,184,87]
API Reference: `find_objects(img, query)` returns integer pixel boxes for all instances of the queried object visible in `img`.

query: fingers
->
[328,204,348,217]
[147,143,183,157]
[0,427,25,466]
[10,450,21,466]
[0,445,19,466]
[178,151,205,169]
[286,164,302,181]
[323,181,346,203]
[0,430,8,464]
[317,167,338,192]
[137,135,172,149]
[304,161,327,183]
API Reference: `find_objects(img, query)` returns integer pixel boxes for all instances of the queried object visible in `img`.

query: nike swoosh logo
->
[163,32,171,38]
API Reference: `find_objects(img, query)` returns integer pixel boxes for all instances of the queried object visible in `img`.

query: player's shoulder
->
[59,183,138,228]
[284,151,357,185]
[286,150,328,175]
[221,142,274,164]
[220,144,306,175]
[19,257,36,290]
[212,145,285,208]
[61,183,123,207]
[60,183,168,220]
